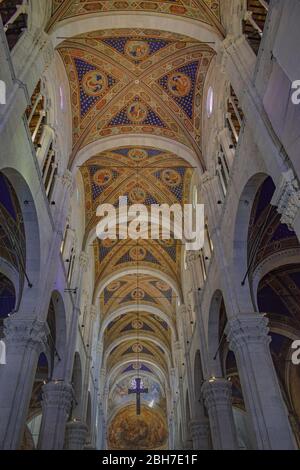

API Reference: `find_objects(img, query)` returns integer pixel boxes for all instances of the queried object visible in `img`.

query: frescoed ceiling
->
[51,3,224,447]
[81,147,193,286]
[108,404,168,450]
[50,1,223,32]
[101,274,176,318]
[58,29,214,166]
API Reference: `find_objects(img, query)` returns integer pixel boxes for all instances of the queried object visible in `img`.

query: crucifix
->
[128,378,148,415]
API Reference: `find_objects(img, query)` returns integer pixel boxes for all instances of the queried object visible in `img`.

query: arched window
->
[206,86,214,118]
[0,172,25,310]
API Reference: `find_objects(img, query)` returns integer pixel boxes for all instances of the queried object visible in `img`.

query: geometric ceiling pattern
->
[50,2,221,443]
[80,147,193,285]
[101,274,176,318]
[58,28,214,167]
[50,1,222,28]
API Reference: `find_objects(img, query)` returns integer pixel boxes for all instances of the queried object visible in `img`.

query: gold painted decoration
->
[155,281,170,292]
[129,186,147,204]
[126,101,148,123]
[128,148,148,161]
[161,169,182,187]
[93,168,113,186]
[82,70,108,96]
[168,72,191,97]
[125,40,150,61]
[131,288,145,301]
[129,246,147,261]
[107,281,122,292]
[132,319,144,330]
[132,343,143,353]
[108,405,168,450]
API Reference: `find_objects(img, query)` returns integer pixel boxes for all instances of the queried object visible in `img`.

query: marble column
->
[65,421,88,450]
[226,313,296,449]
[202,378,238,450]
[271,169,300,242]
[38,381,73,450]
[0,316,48,449]
[189,419,211,450]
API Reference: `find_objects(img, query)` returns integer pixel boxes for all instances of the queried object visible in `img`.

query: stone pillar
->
[202,378,238,450]
[38,381,73,450]
[0,316,48,449]
[226,313,296,449]
[189,419,211,450]
[65,421,88,450]
[271,169,300,242]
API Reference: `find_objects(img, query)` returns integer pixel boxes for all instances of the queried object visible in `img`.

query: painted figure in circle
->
[168,72,191,97]
[127,102,148,123]
[125,40,150,61]
[93,169,112,186]
[162,168,181,187]
[83,70,107,96]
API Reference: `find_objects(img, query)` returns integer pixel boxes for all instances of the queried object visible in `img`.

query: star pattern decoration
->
[48,8,224,433]
[58,29,215,165]
[80,146,192,287]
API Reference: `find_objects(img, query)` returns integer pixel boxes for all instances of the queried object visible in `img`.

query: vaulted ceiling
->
[57,28,215,167]
[50,1,223,31]
[50,0,223,441]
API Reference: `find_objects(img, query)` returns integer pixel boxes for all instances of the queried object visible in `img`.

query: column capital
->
[61,170,74,195]
[221,33,247,52]
[4,316,49,352]
[219,34,248,75]
[271,169,300,230]
[42,381,73,414]
[186,250,200,269]
[79,251,89,272]
[202,378,232,408]
[200,170,214,187]
[225,313,270,352]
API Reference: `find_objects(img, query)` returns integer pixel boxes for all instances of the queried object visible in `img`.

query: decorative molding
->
[202,378,232,408]
[4,316,49,352]
[186,251,200,270]
[61,169,74,195]
[271,170,300,230]
[42,381,73,414]
[226,313,271,352]
[79,251,89,272]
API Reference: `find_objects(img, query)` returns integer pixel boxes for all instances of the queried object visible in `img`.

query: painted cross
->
[128,378,148,415]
